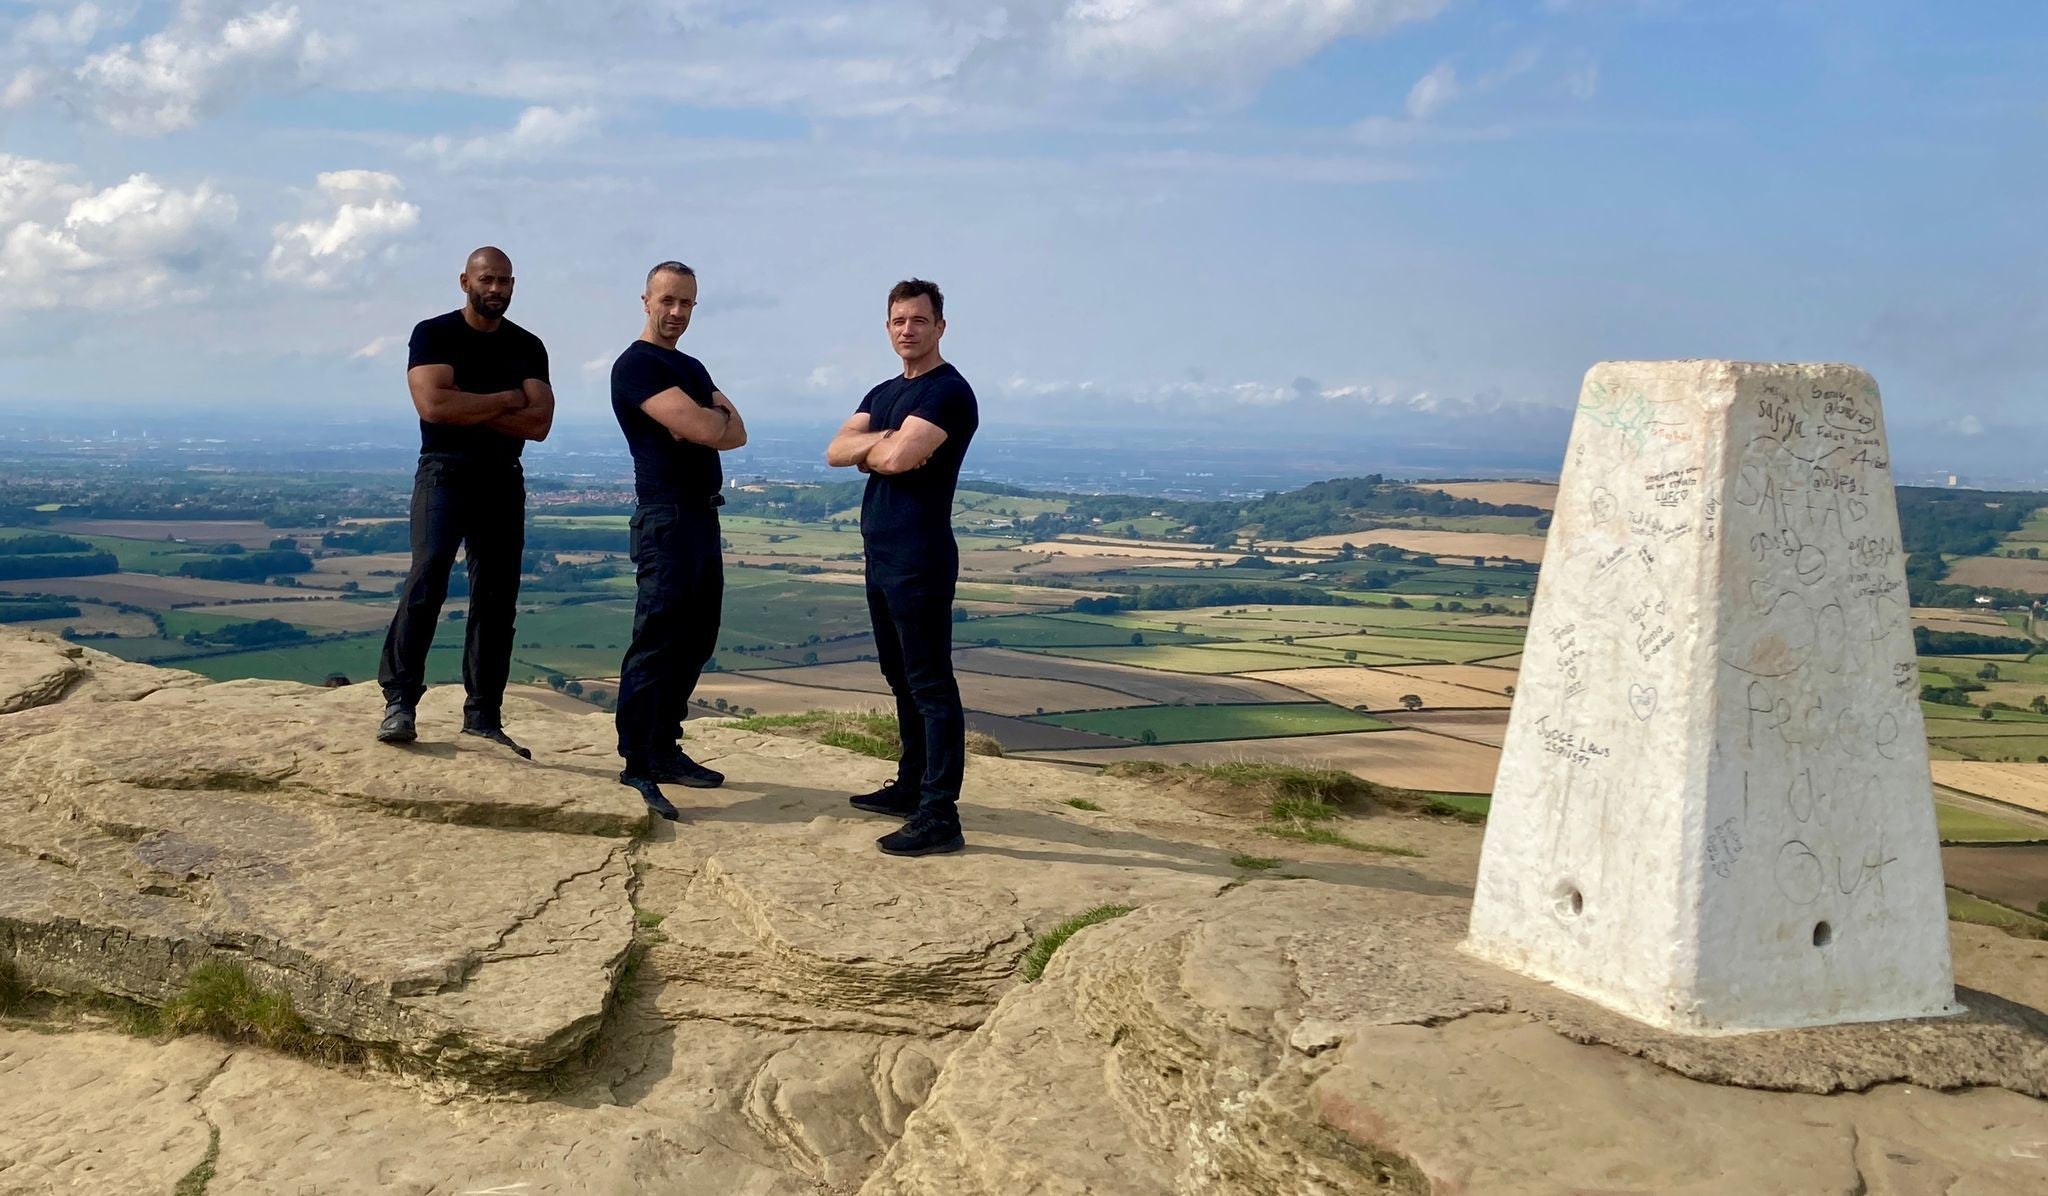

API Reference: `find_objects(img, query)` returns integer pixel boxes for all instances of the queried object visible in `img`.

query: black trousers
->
[616,503,723,764]
[867,566,963,817]
[378,454,525,725]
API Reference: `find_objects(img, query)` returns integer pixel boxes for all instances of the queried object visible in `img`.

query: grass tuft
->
[162,962,310,1052]
[1021,905,1136,982]
[1231,854,1281,871]
[1260,824,1421,857]
[1064,798,1104,811]
[172,1125,220,1196]
[733,710,1002,760]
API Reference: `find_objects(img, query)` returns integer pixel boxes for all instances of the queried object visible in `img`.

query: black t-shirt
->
[611,340,724,505]
[407,310,550,462]
[857,362,978,575]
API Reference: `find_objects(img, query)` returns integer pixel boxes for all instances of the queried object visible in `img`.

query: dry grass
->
[730,710,1004,759]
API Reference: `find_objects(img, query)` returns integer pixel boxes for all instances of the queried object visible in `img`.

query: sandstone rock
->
[0,1029,227,1195]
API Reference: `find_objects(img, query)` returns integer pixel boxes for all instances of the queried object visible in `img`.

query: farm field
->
[747,660,1150,717]
[1934,763,2048,818]
[1031,701,1395,744]
[1423,481,1559,509]
[1276,528,1550,563]
[1244,667,1512,710]
[951,647,1303,705]
[1944,555,2048,595]
[0,572,333,606]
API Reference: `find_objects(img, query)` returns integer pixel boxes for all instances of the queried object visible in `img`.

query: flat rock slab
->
[870,883,2048,1195]
[0,1029,228,1195]
[0,634,639,1083]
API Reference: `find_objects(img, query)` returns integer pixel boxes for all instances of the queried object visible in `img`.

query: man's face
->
[645,272,698,341]
[887,295,942,362]
[462,256,514,319]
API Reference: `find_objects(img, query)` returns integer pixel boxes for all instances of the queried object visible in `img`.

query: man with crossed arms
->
[827,278,979,857]
[610,261,748,820]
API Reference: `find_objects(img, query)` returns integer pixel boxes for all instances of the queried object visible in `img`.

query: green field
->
[1037,644,1354,674]
[1033,701,1394,743]
[0,526,212,574]
[956,613,1210,648]
[1935,802,2048,843]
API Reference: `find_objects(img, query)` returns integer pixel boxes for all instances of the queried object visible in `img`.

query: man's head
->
[461,247,514,321]
[643,261,698,346]
[886,278,944,365]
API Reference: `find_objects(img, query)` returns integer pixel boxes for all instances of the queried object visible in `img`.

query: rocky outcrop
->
[1,629,2044,1194]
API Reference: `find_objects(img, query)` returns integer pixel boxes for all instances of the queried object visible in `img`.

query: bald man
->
[376,247,554,753]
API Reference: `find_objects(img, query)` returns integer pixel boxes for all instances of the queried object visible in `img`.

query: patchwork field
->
[951,647,1303,705]
[1031,701,1394,744]
[748,660,1150,717]
[1244,667,1513,710]
[1945,555,2048,595]
[0,573,332,606]
[1934,762,2048,818]
[1277,529,1550,563]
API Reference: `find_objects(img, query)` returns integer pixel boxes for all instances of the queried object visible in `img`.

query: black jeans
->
[378,454,525,726]
[616,503,723,765]
[867,568,963,818]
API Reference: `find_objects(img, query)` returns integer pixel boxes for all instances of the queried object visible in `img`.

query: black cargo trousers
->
[614,499,724,767]
[866,553,964,819]
[377,453,526,727]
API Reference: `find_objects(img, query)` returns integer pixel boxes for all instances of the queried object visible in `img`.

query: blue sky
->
[0,1,2042,474]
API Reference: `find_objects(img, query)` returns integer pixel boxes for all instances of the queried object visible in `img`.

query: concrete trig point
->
[1466,360,1960,1033]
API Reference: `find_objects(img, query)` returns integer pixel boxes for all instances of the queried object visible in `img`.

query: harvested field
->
[691,673,891,717]
[45,518,291,544]
[0,572,323,607]
[1289,633,1521,664]
[1944,556,2048,595]
[1373,663,1520,696]
[952,646,1301,705]
[206,598,401,631]
[961,712,1131,752]
[1933,762,2048,818]
[1044,643,1350,674]
[1423,481,1559,510]
[1942,844,2048,915]
[746,660,1148,717]
[1018,540,1238,564]
[1377,709,1512,747]
[1912,607,2026,637]
[1247,666,1512,711]
[1278,528,1549,563]
[14,606,155,637]
[1020,727,1503,794]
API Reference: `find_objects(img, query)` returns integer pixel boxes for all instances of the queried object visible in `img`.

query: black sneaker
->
[463,726,532,759]
[647,748,723,788]
[618,770,681,821]
[376,703,416,745]
[877,810,965,857]
[849,781,919,818]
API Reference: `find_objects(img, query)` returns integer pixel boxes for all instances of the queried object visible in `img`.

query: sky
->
[0,1,2043,475]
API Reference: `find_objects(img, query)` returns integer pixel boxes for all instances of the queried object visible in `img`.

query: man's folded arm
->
[864,415,949,475]
[641,388,734,447]
[408,364,528,425]
[486,378,555,442]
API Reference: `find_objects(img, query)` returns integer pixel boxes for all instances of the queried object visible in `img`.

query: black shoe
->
[376,703,416,745]
[647,748,722,789]
[849,781,919,818]
[463,726,532,759]
[877,810,965,857]
[618,770,681,821]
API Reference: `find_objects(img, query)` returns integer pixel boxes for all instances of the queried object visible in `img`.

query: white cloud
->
[1404,61,1458,119]
[1054,0,1448,88]
[20,2,108,49]
[351,332,400,359]
[264,169,418,289]
[412,104,598,168]
[0,153,239,310]
[73,1,322,133]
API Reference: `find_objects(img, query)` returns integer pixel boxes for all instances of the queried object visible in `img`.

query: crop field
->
[1278,528,1550,563]
[1031,701,1394,743]
[951,647,1303,705]
[1019,728,1505,793]
[1248,667,1512,710]
[955,613,1211,648]
[1423,481,1559,509]
[1041,643,1363,674]
[1944,555,2048,595]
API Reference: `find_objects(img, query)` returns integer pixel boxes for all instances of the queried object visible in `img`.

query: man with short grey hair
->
[610,261,748,820]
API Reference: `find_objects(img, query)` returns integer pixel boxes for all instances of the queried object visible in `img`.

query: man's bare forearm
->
[712,399,748,450]
[827,429,886,467]
[485,406,551,441]
[417,387,527,426]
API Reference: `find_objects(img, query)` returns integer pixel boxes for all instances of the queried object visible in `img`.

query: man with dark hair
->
[610,261,748,820]
[377,246,553,754]
[826,278,979,856]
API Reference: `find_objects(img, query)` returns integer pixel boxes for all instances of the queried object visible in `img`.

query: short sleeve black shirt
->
[856,362,978,576]
[407,310,550,462]
[611,341,724,505]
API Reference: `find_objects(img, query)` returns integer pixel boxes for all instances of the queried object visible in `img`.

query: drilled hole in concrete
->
[1812,921,1833,947]
[1553,883,1584,919]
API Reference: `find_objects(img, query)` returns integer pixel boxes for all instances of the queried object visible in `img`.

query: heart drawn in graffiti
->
[1628,684,1658,721]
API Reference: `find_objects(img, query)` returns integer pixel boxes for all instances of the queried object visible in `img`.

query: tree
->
[564,680,584,697]
[1980,705,1997,721]
[1344,650,1358,662]
[952,607,969,623]
[2031,695,2048,716]
[1399,694,1423,711]
[1129,632,1146,645]
[1503,684,1516,698]
[1138,728,1160,745]
[1979,662,2002,681]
